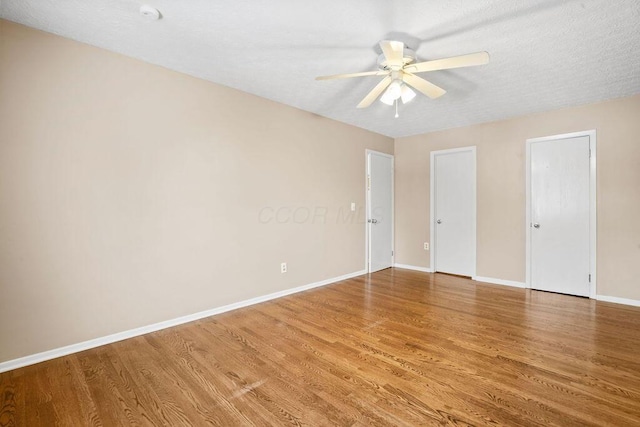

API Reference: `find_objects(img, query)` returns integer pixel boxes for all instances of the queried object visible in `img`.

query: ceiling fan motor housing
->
[377,46,416,70]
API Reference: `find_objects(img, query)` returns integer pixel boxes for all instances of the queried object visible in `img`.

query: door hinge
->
[588,274,591,282]
[367,175,371,191]
[392,250,394,256]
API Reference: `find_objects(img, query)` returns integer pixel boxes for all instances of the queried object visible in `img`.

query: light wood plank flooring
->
[2,269,640,426]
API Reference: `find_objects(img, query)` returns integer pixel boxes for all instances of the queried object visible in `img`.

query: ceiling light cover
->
[380,80,402,105]
[387,80,402,99]
[401,85,416,104]
[380,92,395,105]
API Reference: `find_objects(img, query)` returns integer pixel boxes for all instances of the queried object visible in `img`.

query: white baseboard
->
[596,295,640,307]
[393,264,433,273]
[472,276,526,289]
[0,269,366,374]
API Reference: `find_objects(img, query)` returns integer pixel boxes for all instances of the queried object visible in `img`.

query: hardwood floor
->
[2,269,640,426]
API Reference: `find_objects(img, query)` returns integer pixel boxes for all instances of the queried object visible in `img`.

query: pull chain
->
[395,99,399,118]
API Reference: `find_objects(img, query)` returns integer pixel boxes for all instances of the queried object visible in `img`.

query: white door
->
[431,147,476,277]
[529,135,591,297]
[367,151,393,273]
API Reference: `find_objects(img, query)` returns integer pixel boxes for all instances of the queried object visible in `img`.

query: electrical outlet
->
[424,242,429,251]
[281,262,287,273]
[351,202,356,212]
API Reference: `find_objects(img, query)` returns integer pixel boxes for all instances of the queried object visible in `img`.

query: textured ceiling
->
[2,0,640,137]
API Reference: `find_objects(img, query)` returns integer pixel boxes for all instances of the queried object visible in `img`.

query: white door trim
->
[365,150,394,273]
[429,146,477,275]
[525,130,597,298]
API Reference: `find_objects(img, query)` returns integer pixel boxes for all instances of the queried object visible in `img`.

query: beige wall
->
[0,20,393,363]
[395,94,640,300]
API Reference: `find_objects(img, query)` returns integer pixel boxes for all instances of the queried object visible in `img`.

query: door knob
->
[436,219,442,224]
[533,223,540,228]
[368,219,378,224]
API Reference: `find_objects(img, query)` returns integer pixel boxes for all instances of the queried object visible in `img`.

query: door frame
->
[525,130,597,297]
[365,150,395,273]
[429,146,477,275]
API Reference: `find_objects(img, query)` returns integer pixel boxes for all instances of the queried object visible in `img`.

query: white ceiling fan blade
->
[404,51,490,74]
[380,40,404,67]
[315,70,389,81]
[357,75,392,108]
[402,73,446,99]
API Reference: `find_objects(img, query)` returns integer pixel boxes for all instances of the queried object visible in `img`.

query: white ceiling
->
[2,0,640,138]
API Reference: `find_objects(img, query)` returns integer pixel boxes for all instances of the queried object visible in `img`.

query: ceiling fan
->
[316,40,490,112]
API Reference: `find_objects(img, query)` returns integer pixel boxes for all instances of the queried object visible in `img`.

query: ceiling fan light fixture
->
[380,92,395,106]
[380,80,402,105]
[400,85,416,104]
